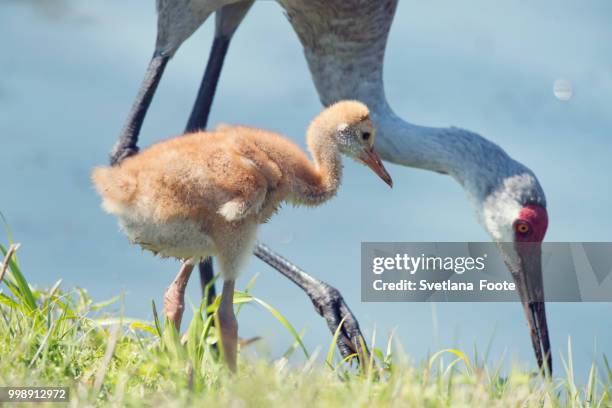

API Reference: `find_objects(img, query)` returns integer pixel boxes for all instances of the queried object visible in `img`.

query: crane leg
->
[163,261,195,330]
[184,0,255,133]
[184,1,368,362]
[110,53,169,165]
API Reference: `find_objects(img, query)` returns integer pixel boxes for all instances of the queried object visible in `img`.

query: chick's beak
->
[360,148,393,187]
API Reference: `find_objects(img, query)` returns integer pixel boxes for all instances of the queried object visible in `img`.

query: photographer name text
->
[371,253,516,293]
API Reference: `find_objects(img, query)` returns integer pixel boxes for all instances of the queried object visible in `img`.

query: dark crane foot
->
[307,282,368,361]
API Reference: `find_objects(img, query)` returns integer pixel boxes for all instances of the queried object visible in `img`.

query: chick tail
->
[91,166,137,211]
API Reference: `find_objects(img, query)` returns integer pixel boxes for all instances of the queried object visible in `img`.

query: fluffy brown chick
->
[92,100,392,279]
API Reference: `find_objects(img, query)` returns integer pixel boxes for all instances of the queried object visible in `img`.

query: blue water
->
[1,0,611,378]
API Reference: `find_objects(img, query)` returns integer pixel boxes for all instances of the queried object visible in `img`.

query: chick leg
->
[214,224,256,371]
[163,262,195,330]
[218,279,238,372]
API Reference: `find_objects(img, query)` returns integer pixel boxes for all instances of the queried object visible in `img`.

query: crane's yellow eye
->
[516,222,530,234]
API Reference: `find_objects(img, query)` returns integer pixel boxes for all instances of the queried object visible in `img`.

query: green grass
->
[1,237,611,407]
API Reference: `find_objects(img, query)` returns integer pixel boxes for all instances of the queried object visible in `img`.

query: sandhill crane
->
[94,101,392,371]
[108,0,551,372]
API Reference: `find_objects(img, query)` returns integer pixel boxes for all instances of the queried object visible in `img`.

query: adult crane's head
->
[479,171,551,373]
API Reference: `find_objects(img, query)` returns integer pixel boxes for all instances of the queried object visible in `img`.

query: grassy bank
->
[1,239,611,407]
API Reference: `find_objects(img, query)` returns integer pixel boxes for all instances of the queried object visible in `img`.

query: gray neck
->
[370,102,520,203]
[305,64,539,206]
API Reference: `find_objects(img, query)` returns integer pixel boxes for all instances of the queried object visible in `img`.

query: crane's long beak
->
[360,148,393,187]
[500,242,552,375]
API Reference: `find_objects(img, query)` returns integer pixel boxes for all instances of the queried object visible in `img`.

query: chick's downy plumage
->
[92,100,391,278]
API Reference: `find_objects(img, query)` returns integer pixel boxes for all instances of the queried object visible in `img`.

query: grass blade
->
[429,349,472,375]
[237,292,309,359]
[325,315,347,368]
[151,300,162,337]
[0,243,37,311]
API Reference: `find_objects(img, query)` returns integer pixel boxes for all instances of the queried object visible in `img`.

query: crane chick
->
[92,100,392,371]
